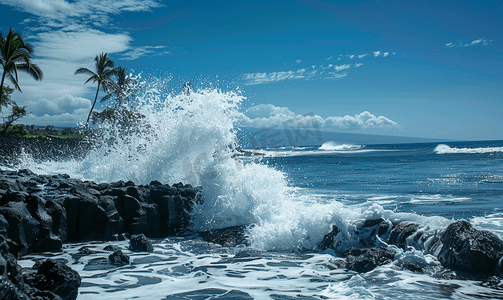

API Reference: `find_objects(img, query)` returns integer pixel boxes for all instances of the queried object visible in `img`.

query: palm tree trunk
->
[86,81,101,127]
[0,71,6,104]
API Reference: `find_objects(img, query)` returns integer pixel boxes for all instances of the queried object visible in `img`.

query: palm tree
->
[101,66,137,108]
[0,28,43,102]
[75,52,116,127]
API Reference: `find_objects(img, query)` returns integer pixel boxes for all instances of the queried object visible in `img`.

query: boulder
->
[200,225,249,247]
[129,234,154,252]
[109,250,130,265]
[0,201,41,256]
[318,225,340,251]
[435,220,503,276]
[25,195,62,252]
[388,222,419,249]
[0,235,27,299]
[342,247,396,273]
[24,259,81,300]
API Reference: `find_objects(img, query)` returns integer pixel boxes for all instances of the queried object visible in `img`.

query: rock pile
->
[319,218,503,277]
[0,234,81,300]
[0,169,201,256]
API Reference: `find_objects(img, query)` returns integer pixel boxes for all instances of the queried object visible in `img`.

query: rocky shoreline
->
[0,137,93,167]
[0,168,502,299]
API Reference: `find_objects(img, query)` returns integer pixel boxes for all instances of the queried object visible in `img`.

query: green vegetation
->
[100,66,137,108]
[75,53,116,127]
[1,29,143,135]
[0,28,43,135]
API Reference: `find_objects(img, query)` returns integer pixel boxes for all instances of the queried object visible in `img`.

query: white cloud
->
[358,54,367,59]
[354,63,363,67]
[243,63,354,85]
[383,52,389,57]
[445,38,491,48]
[0,0,165,126]
[25,94,90,116]
[327,56,333,61]
[295,60,302,64]
[243,69,320,85]
[238,104,400,131]
[0,0,163,27]
[373,51,381,57]
[334,64,351,71]
[121,46,170,60]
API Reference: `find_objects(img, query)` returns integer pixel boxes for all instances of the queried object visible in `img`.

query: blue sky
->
[0,0,502,140]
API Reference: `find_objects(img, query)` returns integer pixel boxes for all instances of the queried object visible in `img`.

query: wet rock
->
[98,197,124,240]
[25,259,81,300]
[129,234,154,252]
[436,220,503,276]
[342,247,396,273]
[0,235,27,299]
[109,250,130,265]
[388,222,419,249]
[25,195,62,252]
[200,225,249,247]
[0,201,41,256]
[318,225,340,251]
[353,218,391,248]
[115,194,149,234]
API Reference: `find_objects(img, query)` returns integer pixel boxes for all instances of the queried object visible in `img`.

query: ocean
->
[13,88,503,299]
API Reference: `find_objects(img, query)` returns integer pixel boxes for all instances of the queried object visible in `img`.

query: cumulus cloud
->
[354,63,363,67]
[18,94,91,126]
[295,60,302,64]
[0,0,165,126]
[238,104,400,131]
[25,94,90,117]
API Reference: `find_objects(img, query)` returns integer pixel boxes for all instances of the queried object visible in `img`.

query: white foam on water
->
[319,141,365,151]
[435,144,503,154]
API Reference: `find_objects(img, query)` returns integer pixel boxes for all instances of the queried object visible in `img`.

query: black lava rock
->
[343,247,396,273]
[129,234,154,252]
[436,220,503,276]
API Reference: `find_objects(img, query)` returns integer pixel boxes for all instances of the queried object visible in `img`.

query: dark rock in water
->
[388,222,419,249]
[25,259,81,300]
[129,234,154,252]
[435,220,503,276]
[112,233,130,241]
[354,218,391,248]
[104,245,121,252]
[0,235,27,299]
[0,169,200,254]
[0,214,8,236]
[25,195,62,252]
[164,288,254,300]
[44,200,67,242]
[115,194,149,234]
[98,196,124,240]
[342,247,396,273]
[0,201,41,256]
[318,225,340,251]
[200,225,249,247]
[109,250,130,265]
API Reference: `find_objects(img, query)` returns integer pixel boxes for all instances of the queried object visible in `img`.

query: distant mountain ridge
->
[235,127,447,149]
